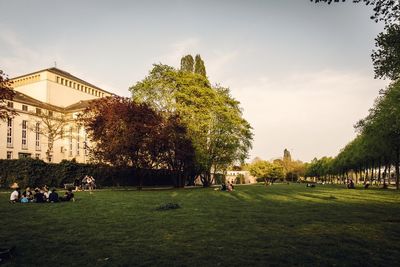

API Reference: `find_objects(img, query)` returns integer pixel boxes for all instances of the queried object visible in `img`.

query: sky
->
[0,0,390,162]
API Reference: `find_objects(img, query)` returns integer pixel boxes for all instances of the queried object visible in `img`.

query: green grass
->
[1,184,400,266]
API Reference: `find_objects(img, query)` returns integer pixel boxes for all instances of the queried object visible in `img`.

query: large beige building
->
[0,68,113,163]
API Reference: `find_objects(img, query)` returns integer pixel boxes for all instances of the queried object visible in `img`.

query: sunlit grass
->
[0,183,399,266]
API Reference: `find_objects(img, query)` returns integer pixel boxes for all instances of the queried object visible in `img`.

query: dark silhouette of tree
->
[80,96,163,170]
[0,70,16,121]
[194,54,207,77]
[311,0,400,26]
[180,55,194,72]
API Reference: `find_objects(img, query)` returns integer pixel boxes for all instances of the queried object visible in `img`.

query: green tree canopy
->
[130,63,253,186]
[0,70,16,121]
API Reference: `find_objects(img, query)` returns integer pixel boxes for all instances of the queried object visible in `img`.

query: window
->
[69,81,72,87]
[48,137,53,152]
[61,78,64,84]
[7,102,13,108]
[36,108,41,115]
[35,122,40,151]
[6,151,12,159]
[56,76,60,83]
[7,118,13,148]
[48,111,53,117]
[84,134,88,156]
[73,82,76,89]
[22,120,28,149]
[22,105,28,111]
[18,153,31,159]
[77,84,80,90]
[69,127,73,157]
[76,127,80,156]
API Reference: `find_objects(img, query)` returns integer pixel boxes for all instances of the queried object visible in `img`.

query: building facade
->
[0,68,112,163]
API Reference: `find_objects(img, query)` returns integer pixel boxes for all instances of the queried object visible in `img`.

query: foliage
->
[0,158,178,189]
[0,70,16,121]
[130,62,253,187]
[80,96,163,168]
[194,54,207,77]
[79,96,195,187]
[180,55,194,72]
[372,24,400,80]
[311,0,400,26]
[248,160,284,181]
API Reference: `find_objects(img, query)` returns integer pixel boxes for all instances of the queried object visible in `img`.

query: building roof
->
[13,91,64,112]
[64,99,95,112]
[12,91,97,113]
[11,67,114,96]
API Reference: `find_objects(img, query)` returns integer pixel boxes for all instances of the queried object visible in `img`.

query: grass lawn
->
[1,183,400,266]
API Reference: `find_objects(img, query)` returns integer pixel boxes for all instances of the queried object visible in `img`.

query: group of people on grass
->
[221,181,235,192]
[74,175,96,191]
[9,183,74,204]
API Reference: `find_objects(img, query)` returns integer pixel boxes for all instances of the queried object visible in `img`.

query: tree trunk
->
[378,161,382,185]
[396,148,400,190]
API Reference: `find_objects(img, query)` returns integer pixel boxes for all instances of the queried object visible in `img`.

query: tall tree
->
[180,55,194,72]
[194,54,207,77]
[0,70,16,121]
[80,96,163,169]
[130,64,253,187]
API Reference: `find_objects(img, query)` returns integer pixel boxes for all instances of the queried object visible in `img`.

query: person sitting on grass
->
[364,181,370,189]
[221,183,227,191]
[347,179,355,189]
[34,189,46,203]
[43,187,50,201]
[49,189,59,203]
[20,193,29,203]
[227,183,233,192]
[22,187,33,200]
[9,188,20,204]
[60,188,75,202]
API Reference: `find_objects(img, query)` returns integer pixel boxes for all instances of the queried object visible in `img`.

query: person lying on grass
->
[60,188,75,202]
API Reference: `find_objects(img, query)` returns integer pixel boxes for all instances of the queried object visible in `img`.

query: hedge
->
[0,158,179,189]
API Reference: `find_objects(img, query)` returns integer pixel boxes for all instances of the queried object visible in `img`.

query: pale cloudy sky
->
[0,0,389,162]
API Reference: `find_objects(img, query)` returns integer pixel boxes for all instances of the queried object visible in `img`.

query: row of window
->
[6,151,41,160]
[55,75,105,97]
[7,101,51,116]
[7,118,40,150]
[6,118,88,158]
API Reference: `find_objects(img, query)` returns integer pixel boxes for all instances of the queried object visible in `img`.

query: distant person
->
[82,175,88,191]
[74,177,81,191]
[60,188,75,202]
[221,183,227,191]
[86,175,95,193]
[20,194,29,203]
[227,183,233,192]
[22,187,33,200]
[49,189,59,203]
[43,187,50,201]
[9,188,19,203]
[364,181,370,189]
[230,182,234,190]
[347,179,355,189]
[34,189,46,203]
